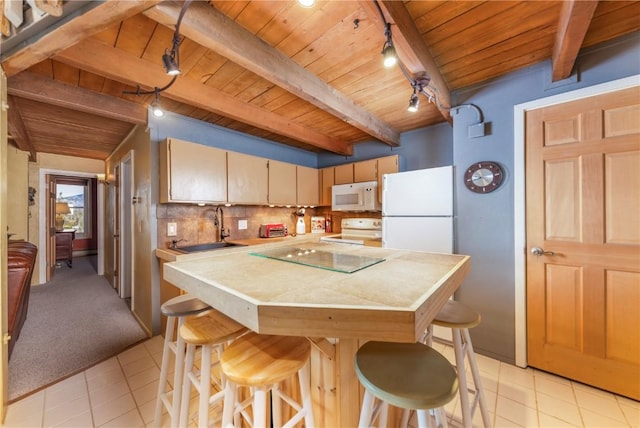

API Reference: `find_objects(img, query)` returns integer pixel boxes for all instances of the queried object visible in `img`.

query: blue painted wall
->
[451,32,640,362]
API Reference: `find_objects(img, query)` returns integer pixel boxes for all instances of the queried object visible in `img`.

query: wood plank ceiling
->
[1,0,639,161]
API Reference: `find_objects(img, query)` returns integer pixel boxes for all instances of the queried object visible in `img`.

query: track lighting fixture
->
[407,90,419,113]
[381,23,397,68]
[151,89,164,117]
[122,0,192,118]
[162,48,180,76]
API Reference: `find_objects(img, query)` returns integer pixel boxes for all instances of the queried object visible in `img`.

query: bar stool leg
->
[222,382,237,427]
[452,328,472,428]
[179,342,197,428]
[253,387,268,428]
[433,407,449,428]
[298,362,315,427]
[272,383,282,427]
[153,316,176,427]
[463,328,491,428]
[358,389,376,428]
[170,318,188,428]
[198,345,212,428]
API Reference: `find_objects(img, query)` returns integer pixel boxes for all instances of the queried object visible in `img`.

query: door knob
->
[531,247,555,256]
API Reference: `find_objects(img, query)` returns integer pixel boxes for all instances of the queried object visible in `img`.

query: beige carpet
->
[8,256,147,402]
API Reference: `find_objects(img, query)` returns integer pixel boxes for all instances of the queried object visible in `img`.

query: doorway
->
[118,152,134,305]
[514,75,639,399]
[38,169,104,285]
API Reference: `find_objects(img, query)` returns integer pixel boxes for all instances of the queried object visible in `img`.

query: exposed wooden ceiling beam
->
[143,1,399,147]
[8,71,147,125]
[1,0,162,77]
[552,0,599,81]
[55,38,353,155]
[359,0,452,122]
[6,95,37,161]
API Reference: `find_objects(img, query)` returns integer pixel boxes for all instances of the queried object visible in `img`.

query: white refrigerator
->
[382,165,455,342]
[382,166,454,253]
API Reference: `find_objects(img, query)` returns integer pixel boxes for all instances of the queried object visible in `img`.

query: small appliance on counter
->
[259,223,288,238]
[295,208,306,235]
[320,218,382,245]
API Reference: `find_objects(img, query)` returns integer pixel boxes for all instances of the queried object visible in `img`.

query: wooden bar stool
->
[356,340,458,428]
[153,295,211,428]
[178,310,248,428]
[425,300,491,428]
[220,333,315,428]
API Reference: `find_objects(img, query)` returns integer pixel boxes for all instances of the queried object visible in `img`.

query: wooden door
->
[526,86,640,400]
[113,164,120,292]
[1,66,8,421]
[46,175,56,281]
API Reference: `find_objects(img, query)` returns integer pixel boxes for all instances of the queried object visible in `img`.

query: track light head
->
[162,51,181,76]
[381,23,397,68]
[151,90,164,117]
[382,43,397,68]
[407,92,420,113]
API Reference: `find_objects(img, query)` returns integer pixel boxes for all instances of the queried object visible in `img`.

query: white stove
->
[320,218,382,245]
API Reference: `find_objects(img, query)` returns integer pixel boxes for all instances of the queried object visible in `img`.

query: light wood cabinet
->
[296,165,320,206]
[334,163,354,184]
[354,159,378,182]
[376,154,398,202]
[268,160,297,205]
[159,138,227,203]
[320,167,334,206]
[227,151,269,204]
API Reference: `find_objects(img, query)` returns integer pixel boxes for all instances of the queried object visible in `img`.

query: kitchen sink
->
[172,242,246,253]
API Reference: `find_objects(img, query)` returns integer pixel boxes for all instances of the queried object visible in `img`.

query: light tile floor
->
[3,336,639,427]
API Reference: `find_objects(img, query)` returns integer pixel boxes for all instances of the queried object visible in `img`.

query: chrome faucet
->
[215,206,230,242]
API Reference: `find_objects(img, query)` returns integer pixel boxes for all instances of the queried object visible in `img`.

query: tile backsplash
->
[156,204,381,249]
[156,204,322,249]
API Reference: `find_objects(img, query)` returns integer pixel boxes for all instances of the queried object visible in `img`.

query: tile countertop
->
[159,237,470,343]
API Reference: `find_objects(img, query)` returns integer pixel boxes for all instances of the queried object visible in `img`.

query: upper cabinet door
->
[354,159,377,183]
[227,151,269,204]
[159,138,227,203]
[320,167,334,206]
[297,165,320,206]
[376,155,398,202]
[268,160,297,205]
[334,163,354,184]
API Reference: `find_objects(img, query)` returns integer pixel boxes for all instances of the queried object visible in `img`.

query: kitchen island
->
[158,239,470,426]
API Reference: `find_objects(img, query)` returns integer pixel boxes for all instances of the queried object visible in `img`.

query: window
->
[56,180,92,239]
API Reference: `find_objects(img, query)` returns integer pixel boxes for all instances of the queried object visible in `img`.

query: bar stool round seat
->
[432,300,480,329]
[428,300,491,428]
[178,310,248,428]
[153,295,211,428]
[356,341,458,428]
[220,333,315,428]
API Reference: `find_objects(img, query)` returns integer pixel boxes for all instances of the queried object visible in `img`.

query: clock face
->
[464,161,504,193]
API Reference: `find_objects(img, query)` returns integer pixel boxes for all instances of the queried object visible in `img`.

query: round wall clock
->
[464,161,504,193]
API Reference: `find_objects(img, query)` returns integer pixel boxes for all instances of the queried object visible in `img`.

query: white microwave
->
[331,181,381,212]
